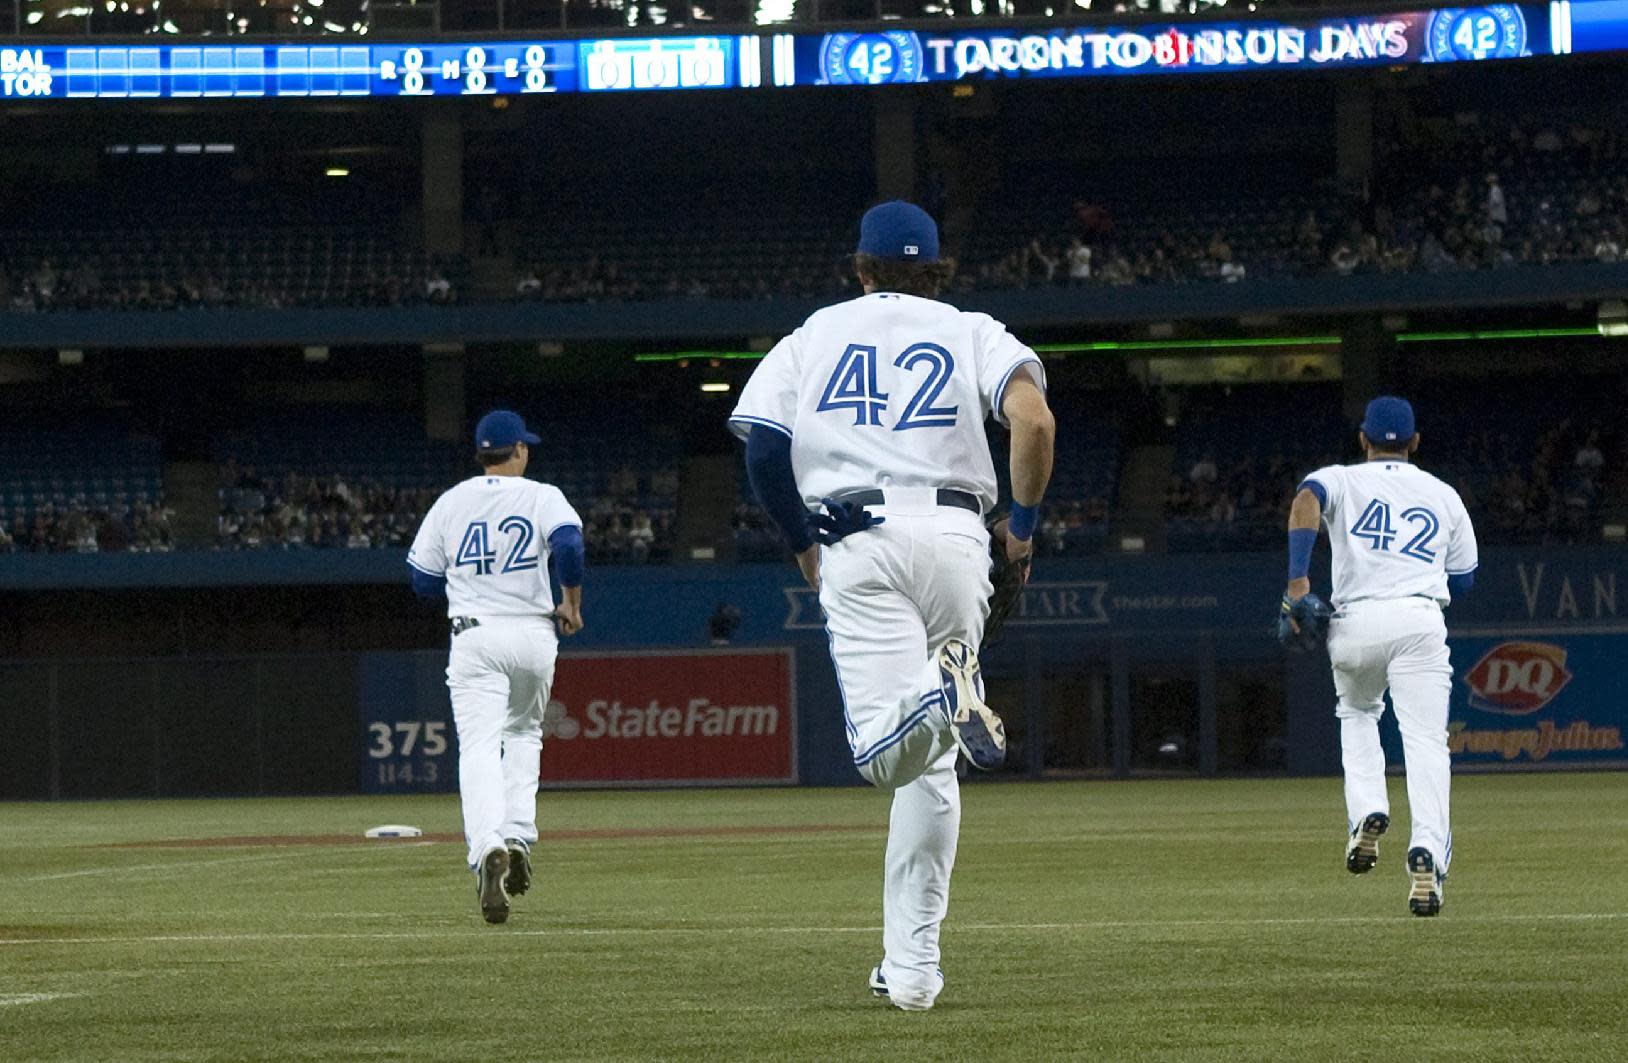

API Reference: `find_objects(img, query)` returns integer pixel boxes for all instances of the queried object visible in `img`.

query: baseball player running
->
[730,202,1055,1010]
[1280,396,1477,916]
[407,410,586,924]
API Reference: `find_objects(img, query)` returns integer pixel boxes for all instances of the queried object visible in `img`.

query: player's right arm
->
[978,316,1052,564]
[539,486,586,636]
[1000,376,1056,565]
[1443,488,1479,600]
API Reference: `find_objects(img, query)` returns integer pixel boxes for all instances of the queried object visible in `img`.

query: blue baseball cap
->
[474,410,540,450]
[857,201,939,262]
[1361,396,1416,447]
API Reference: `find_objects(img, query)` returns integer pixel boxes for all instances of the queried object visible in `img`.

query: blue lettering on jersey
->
[456,516,540,576]
[1399,506,1440,562]
[1350,499,1397,551]
[498,515,539,572]
[455,521,497,575]
[817,341,961,431]
[893,343,959,431]
[1350,499,1440,563]
[817,343,889,426]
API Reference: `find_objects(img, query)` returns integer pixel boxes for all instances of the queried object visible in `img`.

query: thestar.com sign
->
[540,649,795,785]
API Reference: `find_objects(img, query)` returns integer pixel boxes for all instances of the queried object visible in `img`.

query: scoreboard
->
[0,35,771,99]
[2,2,1627,101]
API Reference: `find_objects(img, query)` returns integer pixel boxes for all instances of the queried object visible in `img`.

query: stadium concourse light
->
[634,350,762,363]
[1035,336,1342,355]
[1393,327,1601,342]
[324,167,350,178]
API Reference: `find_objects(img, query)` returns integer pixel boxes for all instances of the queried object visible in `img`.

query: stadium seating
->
[0,424,172,552]
[1165,379,1623,551]
[1,182,466,311]
[213,405,682,562]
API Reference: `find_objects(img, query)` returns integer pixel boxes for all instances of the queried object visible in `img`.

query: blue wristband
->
[1287,528,1317,580]
[1009,502,1039,542]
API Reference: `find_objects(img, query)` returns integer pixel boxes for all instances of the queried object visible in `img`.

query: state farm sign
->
[1463,641,1573,715]
[540,649,796,786]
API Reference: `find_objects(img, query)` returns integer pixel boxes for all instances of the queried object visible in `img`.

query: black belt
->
[834,489,981,515]
[451,617,481,636]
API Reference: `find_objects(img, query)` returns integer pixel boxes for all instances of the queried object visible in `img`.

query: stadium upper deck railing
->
[4,262,1628,349]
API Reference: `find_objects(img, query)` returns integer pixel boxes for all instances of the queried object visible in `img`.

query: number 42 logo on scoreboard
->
[1425,6,1528,62]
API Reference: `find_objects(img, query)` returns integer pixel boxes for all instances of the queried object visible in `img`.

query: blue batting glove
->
[808,498,886,547]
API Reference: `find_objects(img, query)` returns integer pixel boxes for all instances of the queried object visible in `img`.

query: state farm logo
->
[542,697,780,740]
[542,699,581,740]
[1464,642,1574,716]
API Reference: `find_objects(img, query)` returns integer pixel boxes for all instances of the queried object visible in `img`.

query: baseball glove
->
[983,516,1033,650]
[1277,592,1334,652]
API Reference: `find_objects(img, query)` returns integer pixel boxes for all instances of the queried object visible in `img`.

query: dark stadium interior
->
[2,16,1626,786]
[5,6,1628,1058]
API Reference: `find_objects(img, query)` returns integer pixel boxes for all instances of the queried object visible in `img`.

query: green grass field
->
[3,774,1626,1062]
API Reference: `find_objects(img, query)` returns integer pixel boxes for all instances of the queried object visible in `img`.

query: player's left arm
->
[1284,486,1323,605]
[1280,473,1336,642]
[732,333,822,589]
[406,498,448,599]
[744,426,820,590]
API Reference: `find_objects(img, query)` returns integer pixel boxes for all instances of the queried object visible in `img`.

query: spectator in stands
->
[1066,238,1092,286]
[1041,510,1068,556]
[628,511,655,564]
[1189,452,1218,485]
[1576,430,1605,472]
[609,463,639,498]
[1485,173,1508,227]
[0,519,12,552]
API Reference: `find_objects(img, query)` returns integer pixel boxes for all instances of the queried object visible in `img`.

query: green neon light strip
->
[1035,336,1341,353]
[634,351,764,363]
[634,327,1604,363]
[1394,328,1600,342]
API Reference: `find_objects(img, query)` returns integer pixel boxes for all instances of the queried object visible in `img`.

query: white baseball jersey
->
[1303,460,1478,608]
[408,475,582,618]
[728,292,1045,512]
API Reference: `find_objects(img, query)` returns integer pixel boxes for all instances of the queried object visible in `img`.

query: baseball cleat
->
[1346,812,1390,875]
[868,965,889,999]
[1407,847,1445,917]
[476,846,511,925]
[504,839,532,897]
[937,638,1006,771]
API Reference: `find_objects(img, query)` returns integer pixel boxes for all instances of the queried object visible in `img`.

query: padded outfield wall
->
[0,546,1621,798]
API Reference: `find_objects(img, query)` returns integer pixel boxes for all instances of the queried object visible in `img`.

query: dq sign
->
[1463,641,1573,715]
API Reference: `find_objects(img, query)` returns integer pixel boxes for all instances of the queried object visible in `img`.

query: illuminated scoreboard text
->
[3,3,1628,102]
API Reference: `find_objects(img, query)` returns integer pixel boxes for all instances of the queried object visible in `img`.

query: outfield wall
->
[0,547,1621,798]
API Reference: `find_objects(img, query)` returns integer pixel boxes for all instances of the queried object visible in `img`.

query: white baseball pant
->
[819,489,993,1011]
[1328,597,1453,871]
[446,616,559,870]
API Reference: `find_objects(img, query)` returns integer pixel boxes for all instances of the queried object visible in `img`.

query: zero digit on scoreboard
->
[402,47,426,95]
[524,44,549,92]
[464,46,489,93]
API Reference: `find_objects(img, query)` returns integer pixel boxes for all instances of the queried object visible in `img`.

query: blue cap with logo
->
[474,410,540,450]
[1361,396,1416,447]
[857,201,940,262]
